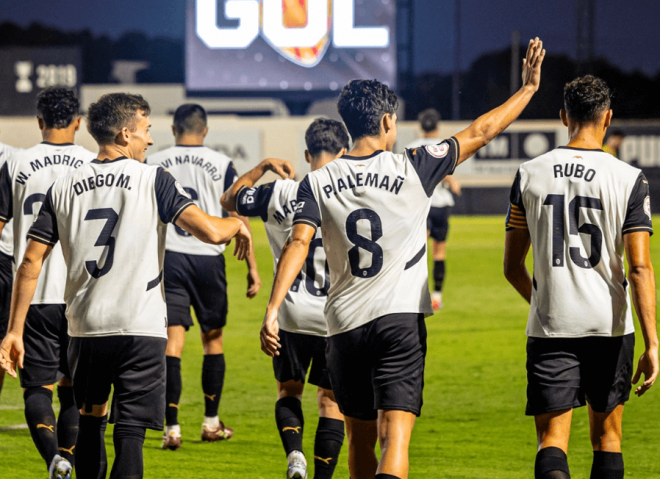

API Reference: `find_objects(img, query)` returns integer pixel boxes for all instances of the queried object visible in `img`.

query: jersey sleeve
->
[0,162,13,223]
[505,169,528,231]
[27,186,59,246]
[622,172,653,236]
[224,161,238,193]
[235,182,275,222]
[293,175,321,229]
[154,167,195,224]
[405,137,460,197]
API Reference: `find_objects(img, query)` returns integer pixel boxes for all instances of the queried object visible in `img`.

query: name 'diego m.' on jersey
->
[294,139,460,336]
[506,147,653,338]
[147,146,238,256]
[236,179,328,336]
[0,143,96,304]
[27,158,194,338]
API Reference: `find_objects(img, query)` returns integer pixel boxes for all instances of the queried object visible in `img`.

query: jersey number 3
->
[84,208,119,278]
[346,208,384,278]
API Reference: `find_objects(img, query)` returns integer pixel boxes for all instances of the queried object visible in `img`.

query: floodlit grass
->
[1,216,659,478]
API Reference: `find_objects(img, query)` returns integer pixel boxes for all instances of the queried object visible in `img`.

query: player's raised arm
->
[454,38,545,166]
[221,158,295,212]
[625,231,659,396]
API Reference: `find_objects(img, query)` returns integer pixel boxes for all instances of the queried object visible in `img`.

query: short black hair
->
[564,75,612,123]
[36,87,80,129]
[173,103,207,135]
[337,79,398,141]
[418,108,441,133]
[87,93,151,145]
[305,118,350,157]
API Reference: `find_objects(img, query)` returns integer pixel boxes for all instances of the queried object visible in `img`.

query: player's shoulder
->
[145,146,174,162]
[273,178,299,200]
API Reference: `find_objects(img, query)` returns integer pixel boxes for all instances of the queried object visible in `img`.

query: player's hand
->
[247,268,261,298]
[0,332,24,379]
[263,158,296,180]
[260,309,281,357]
[632,347,659,397]
[233,223,252,261]
[521,37,545,93]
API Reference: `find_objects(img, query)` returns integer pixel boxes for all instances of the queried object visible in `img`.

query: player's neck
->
[41,128,76,145]
[423,131,439,139]
[349,136,389,157]
[175,134,205,147]
[566,120,606,150]
[97,144,132,161]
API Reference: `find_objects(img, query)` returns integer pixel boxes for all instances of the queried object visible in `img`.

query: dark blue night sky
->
[3,0,660,75]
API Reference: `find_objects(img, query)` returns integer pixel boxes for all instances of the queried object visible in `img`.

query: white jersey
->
[28,157,194,338]
[0,142,19,257]
[147,146,238,256]
[0,142,96,304]
[506,147,653,338]
[236,179,328,336]
[295,139,460,335]
[406,137,454,208]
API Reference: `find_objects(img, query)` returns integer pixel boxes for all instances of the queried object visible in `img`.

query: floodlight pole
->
[452,0,461,120]
[510,30,521,96]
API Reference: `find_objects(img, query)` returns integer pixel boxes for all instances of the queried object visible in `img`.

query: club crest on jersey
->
[293,201,305,213]
[175,181,189,198]
[425,143,449,159]
[644,196,651,220]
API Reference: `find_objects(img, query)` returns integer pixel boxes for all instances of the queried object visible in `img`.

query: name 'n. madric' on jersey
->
[0,142,96,304]
[235,179,328,337]
[293,138,460,336]
[506,146,653,339]
[147,146,238,256]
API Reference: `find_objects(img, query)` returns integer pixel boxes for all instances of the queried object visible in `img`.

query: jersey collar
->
[41,141,74,147]
[92,156,130,164]
[342,150,384,161]
[558,146,606,152]
[174,144,204,148]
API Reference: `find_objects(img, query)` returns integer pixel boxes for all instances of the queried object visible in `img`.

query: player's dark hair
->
[305,118,350,157]
[87,93,151,145]
[563,75,612,123]
[418,108,441,133]
[173,103,207,135]
[36,87,80,129]
[337,79,398,141]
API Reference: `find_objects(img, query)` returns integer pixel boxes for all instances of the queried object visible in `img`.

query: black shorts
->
[19,304,70,388]
[273,330,332,390]
[326,313,427,421]
[0,251,12,338]
[164,251,228,333]
[68,336,167,431]
[526,334,635,416]
[427,207,450,242]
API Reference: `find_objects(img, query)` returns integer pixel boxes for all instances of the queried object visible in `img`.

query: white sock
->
[203,416,219,428]
[166,424,181,435]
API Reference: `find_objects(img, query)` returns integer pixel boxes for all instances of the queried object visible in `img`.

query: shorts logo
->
[293,201,305,213]
[241,188,257,205]
[644,195,651,220]
[425,143,449,158]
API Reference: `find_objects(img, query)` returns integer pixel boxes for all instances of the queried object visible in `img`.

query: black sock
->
[433,260,445,292]
[56,386,79,466]
[202,354,225,417]
[375,474,401,479]
[165,356,182,426]
[24,387,59,468]
[110,424,146,479]
[313,418,344,479]
[590,451,624,479]
[275,397,304,455]
[76,415,108,479]
[535,447,571,479]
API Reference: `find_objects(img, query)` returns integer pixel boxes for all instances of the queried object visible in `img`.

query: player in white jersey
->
[0,87,96,478]
[405,109,461,310]
[504,76,658,479]
[0,93,251,479]
[222,118,349,479]
[147,104,260,449]
[262,38,546,479]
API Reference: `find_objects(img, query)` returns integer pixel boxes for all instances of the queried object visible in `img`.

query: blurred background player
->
[262,38,545,479]
[0,93,252,479]
[405,109,461,310]
[602,129,625,158]
[504,76,657,479]
[222,118,349,479]
[0,87,96,478]
[147,104,260,449]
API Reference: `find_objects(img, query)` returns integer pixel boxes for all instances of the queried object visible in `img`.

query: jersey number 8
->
[346,208,384,278]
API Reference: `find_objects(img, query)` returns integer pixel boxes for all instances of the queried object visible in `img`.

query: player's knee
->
[591,429,622,452]
[277,380,304,400]
[317,388,341,417]
[79,403,108,418]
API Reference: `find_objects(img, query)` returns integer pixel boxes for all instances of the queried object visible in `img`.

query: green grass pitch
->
[1,216,659,478]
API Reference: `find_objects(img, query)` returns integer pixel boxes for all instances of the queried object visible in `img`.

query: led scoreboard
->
[186,0,396,92]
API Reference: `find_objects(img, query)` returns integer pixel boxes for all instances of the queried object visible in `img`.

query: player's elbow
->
[503,259,522,284]
[628,262,654,284]
[220,192,235,212]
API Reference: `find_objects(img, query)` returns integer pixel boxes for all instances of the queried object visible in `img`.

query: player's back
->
[148,146,236,255]
[0,142,19,258]
[509,147,652,338]
[0,142,95,303]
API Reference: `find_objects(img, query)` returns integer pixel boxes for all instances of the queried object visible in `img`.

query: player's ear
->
[559,109,569,127]
[37,116,45,132]
[336,147,347,158]
[171,125,176,137]
[73,117,82,131]
[382,113,393,134]
[203,126,209,138]
[304,150,312,164]
[116,127,130,146]
[603,109,612,128]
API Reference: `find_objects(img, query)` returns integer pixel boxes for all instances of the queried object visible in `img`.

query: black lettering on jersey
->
[365,173,379,187]
[30,159,43,171]
[553,163,596,182]
[44,156,53,166]
[323,184,335,199]
[323,172,404,200]
[15,171,29,185]
[174,155,222,182]
[159,158,173,168]
[356,173,364,187]
[271,199,299,224]
[379,175,389,191]
[273,211,285,224]
[391,176,405,195]
[73,173,131,197]
[117,174,130,189]
[282,202,292,217]
[337,178,347,193]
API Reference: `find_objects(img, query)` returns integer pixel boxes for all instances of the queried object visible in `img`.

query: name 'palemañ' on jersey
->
[506,146,653,338]
[0,142,96,304]
[294,139,459,336]
[236,179,329,336]
[147,146,238,256]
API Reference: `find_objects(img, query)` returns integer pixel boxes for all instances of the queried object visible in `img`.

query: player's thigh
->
[68,337,113,414]
[20,304,68,388]
[0,251,13,339]
[371,313,427,417]
[163,251,194,331]
[273,330,314,386]
[189,254,228,333]
[525,337,583,417]
[306,335,333,391]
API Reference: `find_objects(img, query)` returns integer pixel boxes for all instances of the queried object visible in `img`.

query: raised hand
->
[521,37,546,92]
[264,158,296,180]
